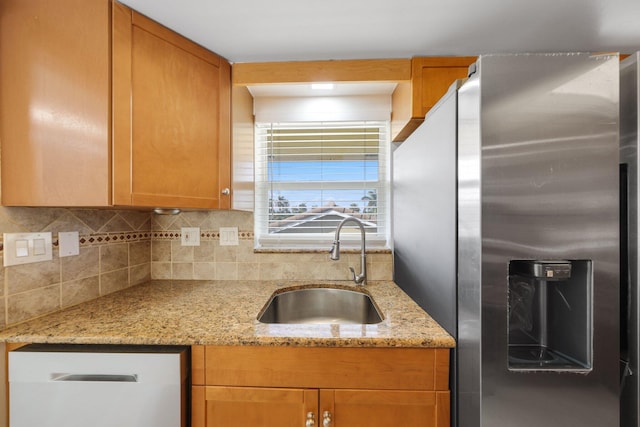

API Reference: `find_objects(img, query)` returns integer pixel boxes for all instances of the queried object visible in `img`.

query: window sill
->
[253,247,392,254]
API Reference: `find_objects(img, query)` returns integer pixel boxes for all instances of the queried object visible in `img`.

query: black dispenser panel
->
[508,260,593,372]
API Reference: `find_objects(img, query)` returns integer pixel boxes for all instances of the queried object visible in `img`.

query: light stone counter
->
[0,280,455,348]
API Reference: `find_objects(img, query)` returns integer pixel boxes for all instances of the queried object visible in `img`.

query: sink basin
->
[257,286,384,325]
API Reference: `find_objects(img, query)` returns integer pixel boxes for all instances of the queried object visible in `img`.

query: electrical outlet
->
[59,231,80,257]
[181,227,200,246]
[219,227,239,246]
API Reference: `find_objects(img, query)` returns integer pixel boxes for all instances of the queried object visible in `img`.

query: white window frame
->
[254,120,391,250]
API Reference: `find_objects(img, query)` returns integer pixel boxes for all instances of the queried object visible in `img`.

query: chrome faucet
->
[329,217,367,285]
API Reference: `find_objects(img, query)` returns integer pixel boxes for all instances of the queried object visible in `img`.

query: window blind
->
[255,121,390,248]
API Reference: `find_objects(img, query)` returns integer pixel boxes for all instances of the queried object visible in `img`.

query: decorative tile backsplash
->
[0,207,152,330]
[0,207,392,330]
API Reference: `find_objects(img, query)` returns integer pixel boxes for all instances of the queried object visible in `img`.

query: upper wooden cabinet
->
[0,0,231,209]
[112,4,230,209]
[0,0,111,206]
[391,56,477,142]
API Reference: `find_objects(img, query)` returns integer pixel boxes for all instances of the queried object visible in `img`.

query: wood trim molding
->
[131,11,222,66]
[232,59,411,85]
[111,2,134,205]
[218,60,232,210]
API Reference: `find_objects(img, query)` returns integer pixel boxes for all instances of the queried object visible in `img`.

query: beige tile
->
[196,211,225,230]
[319,262,355,281]
[0,296,5,329]
[7,257,61,295]
[194,241,215,262]
[61,246,99,281]
[201,210,253,230]
[307,252,335,263]
[167,216,193,229]
[233,211,254,231]
[1,207,66,232]
[151,212,178,231]
[215,262,237,280]
[179,210,211,228]
[257,252,289,263]
[7,284,60,325]
[0,263,5,297]
[215,245,237,262]
[236,241,257,263]
[68,209,118,233]
[151,241,171,262]
[172,240,194,262]
[62,276,100,308]
[151,262,172,280]
[172,263,194,280]
[301,261,329,281]
[100,243,129,272]
[193,262,216,280]
[129,241,151,266]
[118,211,152,231]
[259,262,285,280]
[44,212,94,234]
[100,268,129,295]
[238,262,260,281]
[130,264,151,286]
[367,253,393,263]
[99,215,136,233]
[368,262,394,281]
[136,217,152,232]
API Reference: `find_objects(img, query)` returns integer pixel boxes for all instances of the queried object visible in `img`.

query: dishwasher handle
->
[51,374,138,382]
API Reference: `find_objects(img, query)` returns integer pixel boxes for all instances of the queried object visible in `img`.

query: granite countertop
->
[0,280,455,348]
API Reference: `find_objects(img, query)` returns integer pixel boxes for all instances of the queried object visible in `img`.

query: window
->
[254,120,390,249]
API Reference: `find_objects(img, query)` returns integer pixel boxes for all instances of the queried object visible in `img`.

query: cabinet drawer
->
[199,346,449,391]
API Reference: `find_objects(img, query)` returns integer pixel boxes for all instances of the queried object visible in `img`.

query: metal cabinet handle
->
[322,411,332,427]
[221,188,230,196]
[305,412,315,427]
[52,374,138,382]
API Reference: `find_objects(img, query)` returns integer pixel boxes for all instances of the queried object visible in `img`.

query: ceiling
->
[120,0,640,64]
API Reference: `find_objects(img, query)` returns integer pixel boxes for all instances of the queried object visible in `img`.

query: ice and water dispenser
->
[508,260,593,371]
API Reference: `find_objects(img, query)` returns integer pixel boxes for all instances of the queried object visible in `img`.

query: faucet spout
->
[329,217,367,285]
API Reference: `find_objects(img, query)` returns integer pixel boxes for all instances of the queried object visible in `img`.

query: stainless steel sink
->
[257,286,384,325]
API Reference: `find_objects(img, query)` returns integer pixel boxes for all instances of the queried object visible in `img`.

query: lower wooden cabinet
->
[192,386,317,427]
[322,389,449,427]
[191,346,451,427]
[193,385,449,427]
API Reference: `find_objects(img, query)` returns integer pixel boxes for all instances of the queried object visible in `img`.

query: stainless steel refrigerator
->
[621,51,640,427]
[393,53,620,427]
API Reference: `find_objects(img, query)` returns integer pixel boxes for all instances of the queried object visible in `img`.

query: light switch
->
[15,240,29,257]
[3,232,53,266]
[58,231,80,257]
[33,238,46,255]
[219,227,239,246]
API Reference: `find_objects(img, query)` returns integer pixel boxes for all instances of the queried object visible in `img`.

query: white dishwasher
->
[8,344,188,427]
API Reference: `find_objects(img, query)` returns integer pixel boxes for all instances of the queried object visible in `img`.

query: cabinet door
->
[411,57,476,118]
[391,56,476,142]
[113,4,231,209]
[193,386,318,427]
[320,389,449,427]
[0,0,111,206]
